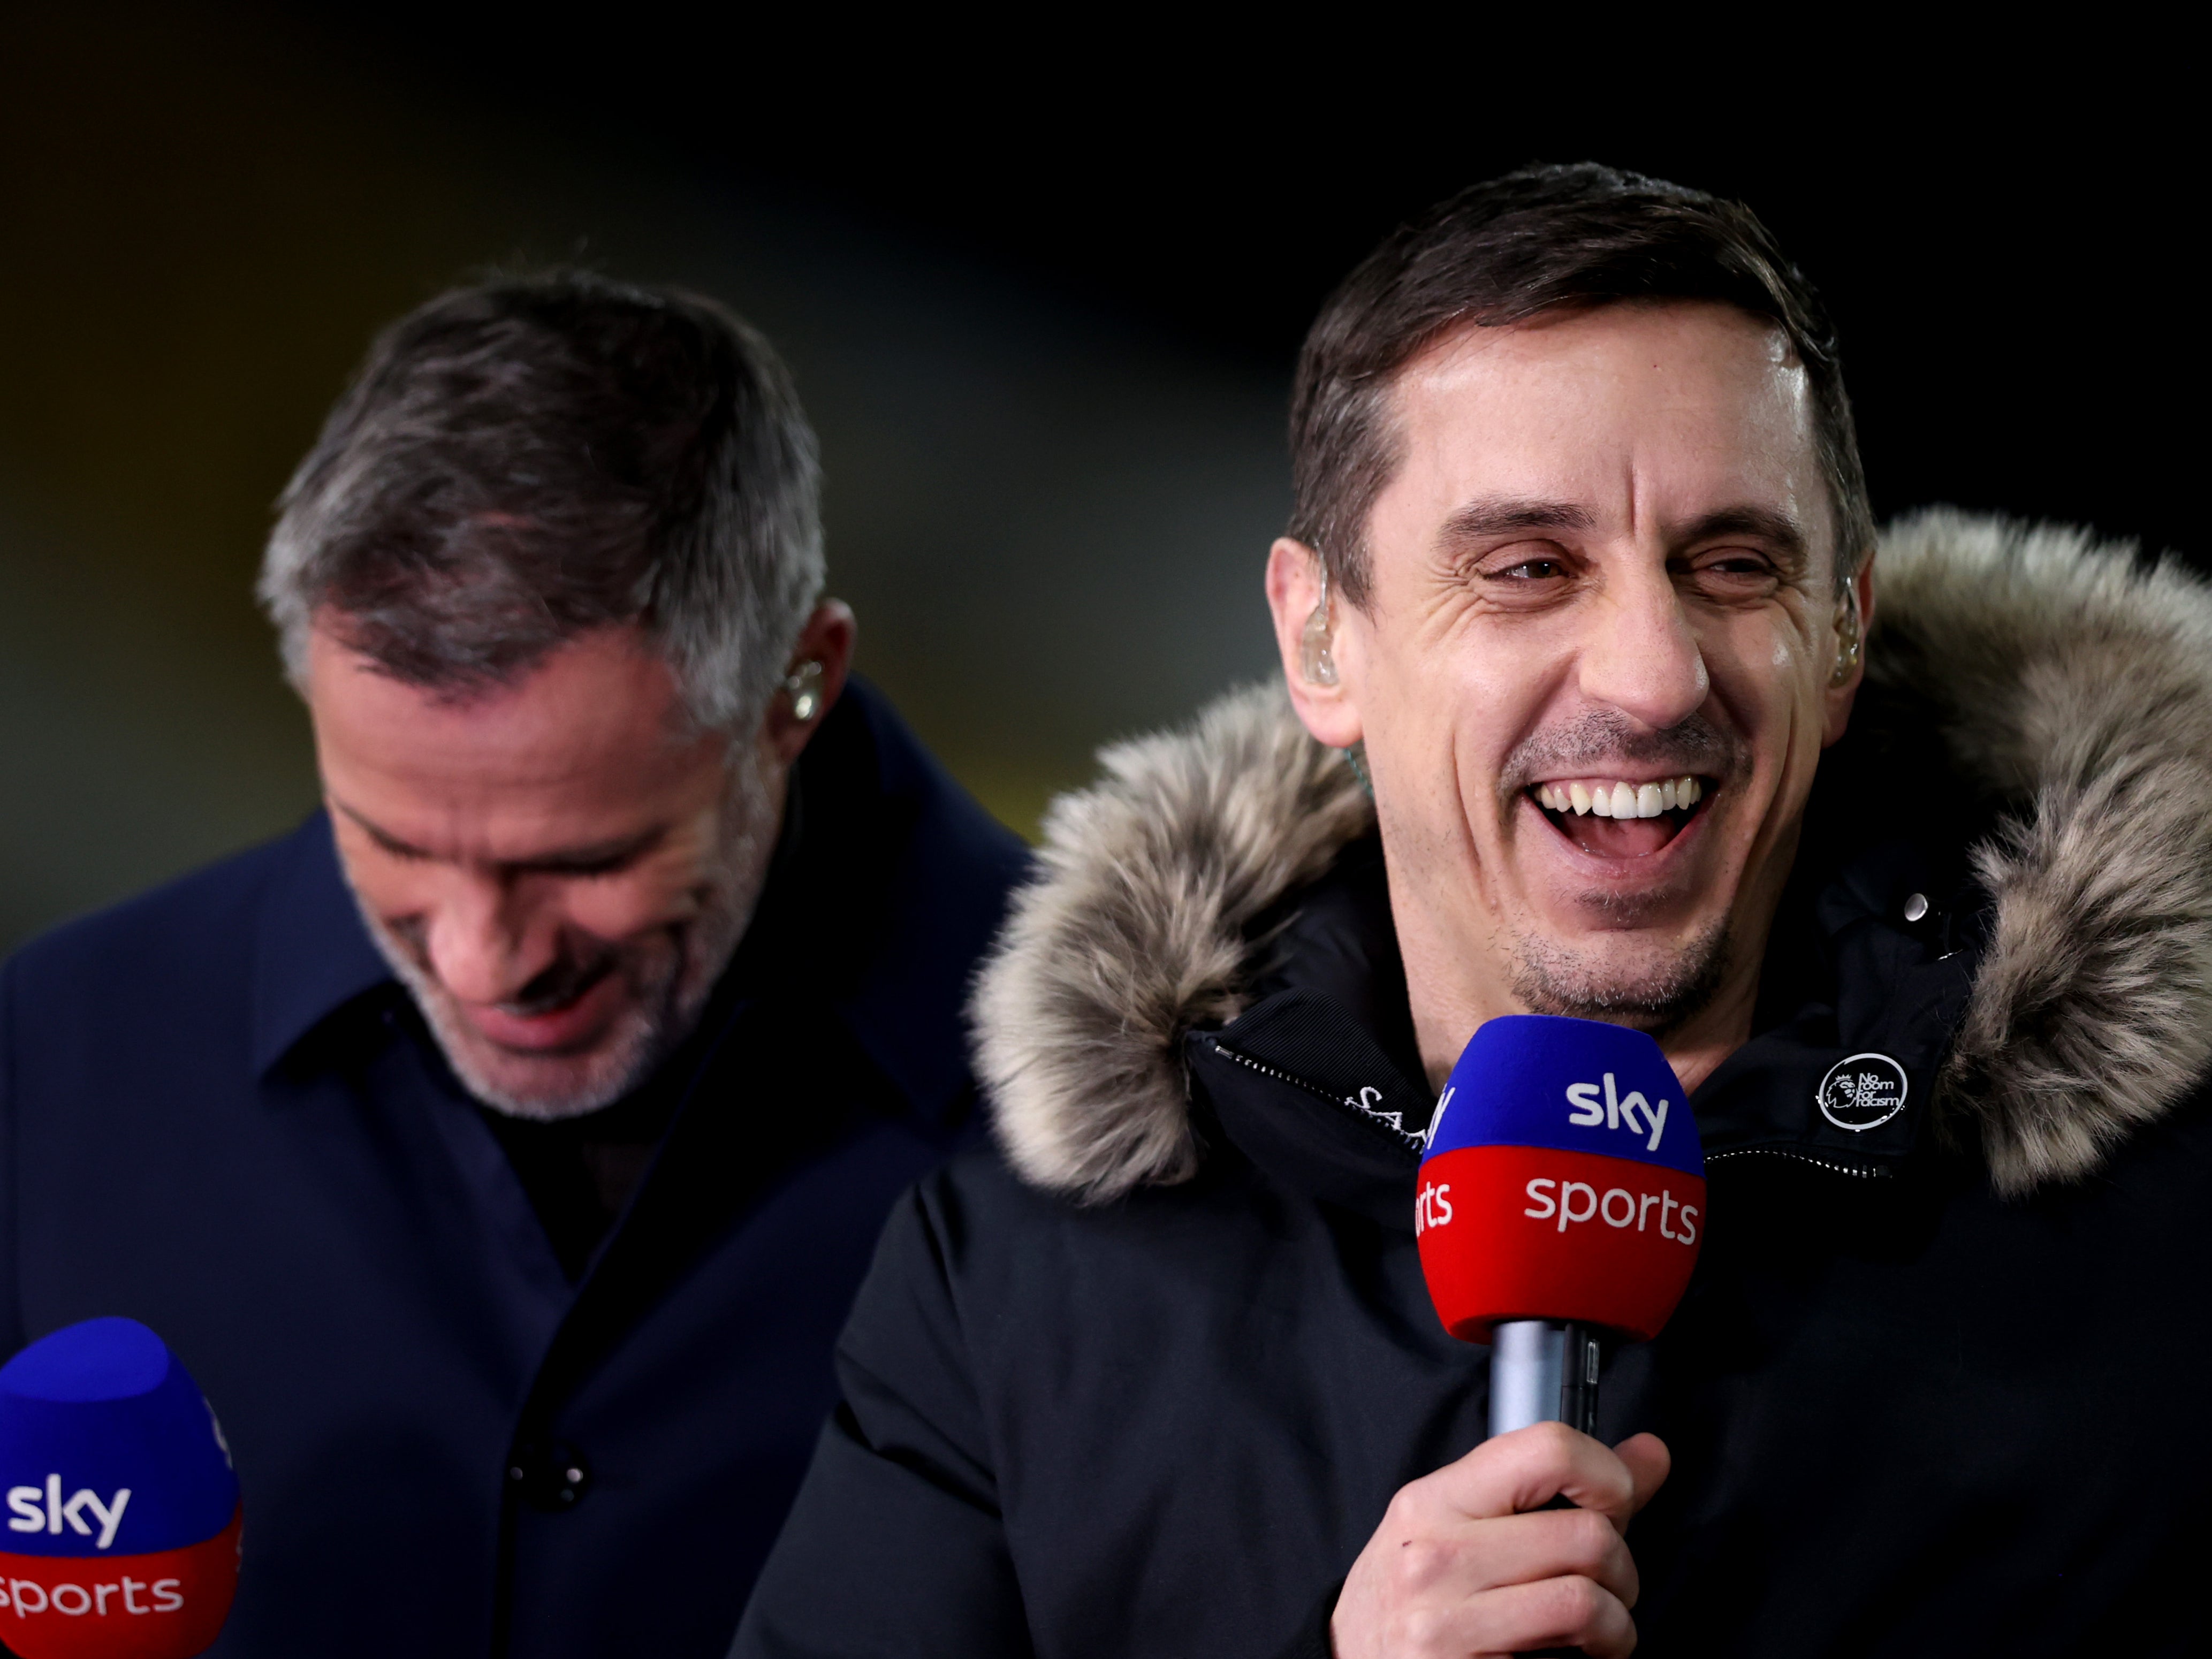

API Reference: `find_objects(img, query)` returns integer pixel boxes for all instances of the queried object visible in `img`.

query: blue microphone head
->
[1426,1014,1705,1177]
[0,1318,237,1558]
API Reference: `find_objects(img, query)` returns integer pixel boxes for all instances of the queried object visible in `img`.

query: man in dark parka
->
[0,275,1026,1656]
[736,168,2212,1656]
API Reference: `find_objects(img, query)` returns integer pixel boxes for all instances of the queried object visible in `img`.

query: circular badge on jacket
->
[1816,1053,1909,1131]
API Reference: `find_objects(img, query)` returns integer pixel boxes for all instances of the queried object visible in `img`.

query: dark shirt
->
[480,1083,683,1282]
[480,776,810,1281]
[1,678,1028,1658]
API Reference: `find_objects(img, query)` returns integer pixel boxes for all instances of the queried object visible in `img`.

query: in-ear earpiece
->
[1830,592,1864,687]
[1301,563,1339,687]
[783,660,825,722]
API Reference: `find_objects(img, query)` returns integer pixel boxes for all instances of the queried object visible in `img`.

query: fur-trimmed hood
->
[973,509,2212,1203]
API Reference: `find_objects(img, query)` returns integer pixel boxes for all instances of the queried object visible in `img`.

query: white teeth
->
[1540,775,1707,821]
[1539,787,1707,827]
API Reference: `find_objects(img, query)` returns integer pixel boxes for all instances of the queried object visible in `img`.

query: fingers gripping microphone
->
[0,1319,241,1658]
[1416,1016,1705,1440]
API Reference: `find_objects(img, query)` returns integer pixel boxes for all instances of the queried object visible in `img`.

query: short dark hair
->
[1289,163,1872,606]
[262,271,822,729]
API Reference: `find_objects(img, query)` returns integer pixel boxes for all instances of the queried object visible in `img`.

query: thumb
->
[1605,1433,1671,1534]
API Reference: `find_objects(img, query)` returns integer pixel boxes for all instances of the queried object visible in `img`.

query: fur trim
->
[975,509,2212,1201]
[1875,510,2212,1195]
[972,686,1373,1201]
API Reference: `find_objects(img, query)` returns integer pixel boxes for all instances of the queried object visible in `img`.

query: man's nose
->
[1575,565,1709,730]
[422,874,561,1007]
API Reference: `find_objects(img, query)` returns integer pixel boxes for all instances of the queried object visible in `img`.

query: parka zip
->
[1705,1146,1892,1179]
[1206,1040,1428,1155]
[1210,1044,1901,1178]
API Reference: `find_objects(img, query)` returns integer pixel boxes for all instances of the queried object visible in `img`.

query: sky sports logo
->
[1429,1071,1673,1155]
[6,1477,128,1550]
[1416,1066,1693,1242]
[1415,1171,1699,1244]
[1522,1177,1698,1243]
[0,1473,217,1624]
[1563,1074,1670,1152]
[3,1573,187,1618]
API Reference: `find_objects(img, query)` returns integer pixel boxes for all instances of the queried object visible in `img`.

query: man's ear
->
[1821,555,1875,748]
[765,599,857,765]
[1265,538,1362,749]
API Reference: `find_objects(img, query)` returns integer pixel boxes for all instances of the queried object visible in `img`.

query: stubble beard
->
[353,743,780,1121]
[1508,910,1732,1037]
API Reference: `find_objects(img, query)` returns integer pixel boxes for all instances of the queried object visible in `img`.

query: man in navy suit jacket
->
[0,273,1026,1656]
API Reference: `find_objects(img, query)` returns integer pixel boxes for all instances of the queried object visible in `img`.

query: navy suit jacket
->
[0,679,1028,1656]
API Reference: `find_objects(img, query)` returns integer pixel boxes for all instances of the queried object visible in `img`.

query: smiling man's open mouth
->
[1529,775,1713,858]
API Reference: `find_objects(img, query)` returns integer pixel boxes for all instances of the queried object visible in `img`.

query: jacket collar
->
[738,676,1026,1125]
[975,509,2212,1205]
[1173,825,1983,1231]
[250,810,395,1079]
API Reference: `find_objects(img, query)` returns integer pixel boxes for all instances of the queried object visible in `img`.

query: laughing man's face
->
[1274,301,1868,1079]
[309,623,774,1120]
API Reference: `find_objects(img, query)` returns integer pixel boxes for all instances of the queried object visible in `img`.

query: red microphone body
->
[1417,1015,1706,1436]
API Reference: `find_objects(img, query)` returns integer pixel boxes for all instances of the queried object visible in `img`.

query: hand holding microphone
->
[1331,1424,1668,1659]
[0,1318,240,1659]
[1336,1016,1703,1657]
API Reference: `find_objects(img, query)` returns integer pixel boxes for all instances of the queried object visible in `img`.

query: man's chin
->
[1508,916,1731,1035]
[443,1027,657,1120]
[449,1044,645,1123]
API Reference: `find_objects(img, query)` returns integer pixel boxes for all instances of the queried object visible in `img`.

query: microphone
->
[1416,1015,1705,1440]
[0,1318,240,1658]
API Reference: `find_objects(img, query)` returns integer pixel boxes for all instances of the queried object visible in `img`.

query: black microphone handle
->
[1556,1322,1601,1434]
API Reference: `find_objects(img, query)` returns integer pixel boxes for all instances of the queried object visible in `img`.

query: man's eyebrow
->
[1437,497,1600,546]
[508,826,670,872]
[334,801,425,858]
[1675,505,1809,562]
[332,801,668,870]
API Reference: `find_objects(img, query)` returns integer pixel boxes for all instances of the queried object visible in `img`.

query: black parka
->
[736,513,2212,1658]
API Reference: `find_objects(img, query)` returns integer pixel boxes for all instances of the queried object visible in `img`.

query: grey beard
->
[351,743,780,1121]
[1508,912,1731,1038]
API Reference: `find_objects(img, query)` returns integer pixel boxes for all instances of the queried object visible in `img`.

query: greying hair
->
[1291,164,1874,606]
[261,271,823,732]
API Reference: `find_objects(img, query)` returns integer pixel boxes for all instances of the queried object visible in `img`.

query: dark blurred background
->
[1,7,2192,950]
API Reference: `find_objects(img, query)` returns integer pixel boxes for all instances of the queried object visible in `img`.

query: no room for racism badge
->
[1816,1052,1909,1132]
